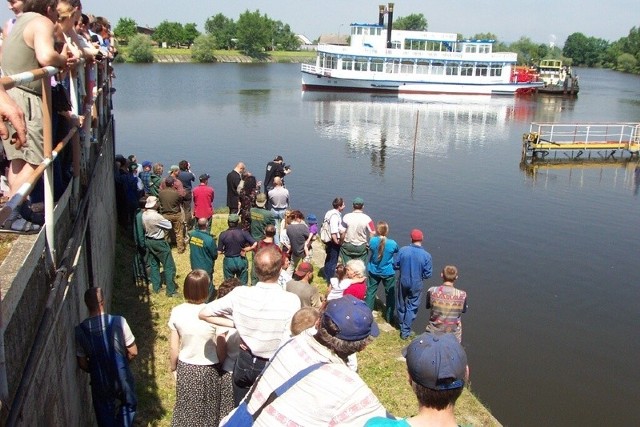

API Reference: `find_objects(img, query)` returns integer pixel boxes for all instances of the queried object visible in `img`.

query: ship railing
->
[0,59,112,267]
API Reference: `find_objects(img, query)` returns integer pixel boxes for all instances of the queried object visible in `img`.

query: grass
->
[112,210,499,426]
[118,46,316,63]
[0,234,18,264]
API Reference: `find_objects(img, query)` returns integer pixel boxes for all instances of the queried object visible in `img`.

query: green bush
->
[616,53,638,73]
[127,34,155,63]
[190,34,217,63]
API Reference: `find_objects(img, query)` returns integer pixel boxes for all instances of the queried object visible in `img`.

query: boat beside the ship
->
[301,3,543,96]
[535,59,579,95]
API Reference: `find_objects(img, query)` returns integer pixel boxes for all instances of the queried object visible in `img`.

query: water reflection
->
[532,94,577,122]
[520,157,640,191]
[302,92,540,161]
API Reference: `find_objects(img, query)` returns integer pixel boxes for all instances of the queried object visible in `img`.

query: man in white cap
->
[249,192,275,241]
[142,196,178,296]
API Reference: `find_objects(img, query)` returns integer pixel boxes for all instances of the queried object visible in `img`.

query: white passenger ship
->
[301,3,543,96]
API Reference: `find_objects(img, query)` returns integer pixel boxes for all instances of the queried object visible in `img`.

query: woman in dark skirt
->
[169,270,225,426]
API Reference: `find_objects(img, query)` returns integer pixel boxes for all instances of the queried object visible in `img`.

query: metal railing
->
[0,59,112,267]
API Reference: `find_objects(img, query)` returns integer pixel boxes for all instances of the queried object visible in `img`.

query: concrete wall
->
[0,121,116,426]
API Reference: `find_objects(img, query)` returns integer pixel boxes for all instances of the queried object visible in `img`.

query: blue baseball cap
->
[403,333,467,390]
[323,295,379,341]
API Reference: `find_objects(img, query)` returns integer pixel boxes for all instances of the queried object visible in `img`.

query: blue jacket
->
[394,244,432,288]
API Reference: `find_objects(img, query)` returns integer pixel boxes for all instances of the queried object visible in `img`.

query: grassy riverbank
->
[117,47,316,63]
[112,213,500,426]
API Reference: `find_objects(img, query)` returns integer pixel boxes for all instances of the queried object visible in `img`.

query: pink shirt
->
[193,184,214,219]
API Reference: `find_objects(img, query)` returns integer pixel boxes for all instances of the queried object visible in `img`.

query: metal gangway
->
[521,122,640,163]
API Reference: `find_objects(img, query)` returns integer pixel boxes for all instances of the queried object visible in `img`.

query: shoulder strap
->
[252,362,326,421]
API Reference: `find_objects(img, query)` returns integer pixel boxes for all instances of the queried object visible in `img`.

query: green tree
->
[183,23,200,46]
[272,21,299,51]
[114,17,137,45]
[191,34,217,62]
[152,20,184,48]
[236,10,272,57]
[509,37,547,65]
[562,32,608,66]
[392,13,427,31]
[616,52,638,72]
[205,14,237,50]
[127,34,154,63]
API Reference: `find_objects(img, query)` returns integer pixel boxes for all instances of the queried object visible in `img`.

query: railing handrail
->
[0,59,110,267]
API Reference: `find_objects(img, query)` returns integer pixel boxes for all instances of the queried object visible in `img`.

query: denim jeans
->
[323,241,341,283]
[232,347,269,405]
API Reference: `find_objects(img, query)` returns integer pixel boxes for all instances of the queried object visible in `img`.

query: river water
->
[113,63,640,426]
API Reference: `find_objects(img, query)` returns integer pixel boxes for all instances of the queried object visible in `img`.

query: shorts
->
[1,88,44,165]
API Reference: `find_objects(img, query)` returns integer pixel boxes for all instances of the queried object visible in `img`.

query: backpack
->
[320,213,334,243]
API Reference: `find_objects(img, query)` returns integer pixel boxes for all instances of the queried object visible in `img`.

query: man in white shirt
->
[199,245,301,404]
[340,196,375,265]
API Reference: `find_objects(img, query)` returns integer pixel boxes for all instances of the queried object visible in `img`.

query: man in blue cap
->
[220,295,387,425]
[366,332,468,426]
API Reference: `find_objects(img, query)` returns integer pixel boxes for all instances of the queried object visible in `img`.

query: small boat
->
[535,59,579,95]
[301,3,543,96]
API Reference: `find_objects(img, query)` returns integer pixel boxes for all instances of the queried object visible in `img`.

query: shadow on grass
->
[111,226,167,424]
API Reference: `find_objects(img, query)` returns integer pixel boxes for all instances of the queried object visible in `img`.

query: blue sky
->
[4,0,636,46]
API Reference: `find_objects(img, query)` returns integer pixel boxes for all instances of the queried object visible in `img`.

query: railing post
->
[41,77,56,267]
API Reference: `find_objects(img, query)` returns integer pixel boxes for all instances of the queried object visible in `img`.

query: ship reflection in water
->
[301,92,544,160]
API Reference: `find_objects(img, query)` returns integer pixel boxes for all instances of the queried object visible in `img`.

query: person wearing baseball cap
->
[365,332,468,427]
[192,173,214,229]
[394,228,433,340]
[285,261,323,308]
[219,295,387,425]
[141,196,178,296]
[264,155,291,191]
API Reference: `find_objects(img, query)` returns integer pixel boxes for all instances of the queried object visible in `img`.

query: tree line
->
[113,10,299,62]
[114,11,640,73]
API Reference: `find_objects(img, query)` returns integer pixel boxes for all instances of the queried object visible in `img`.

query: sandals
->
[1,214,41,235]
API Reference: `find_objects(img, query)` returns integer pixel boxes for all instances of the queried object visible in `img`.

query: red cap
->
[410,229,424,241]
[294,262,313,276]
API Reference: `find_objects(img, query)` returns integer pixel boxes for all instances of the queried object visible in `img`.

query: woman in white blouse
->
[169,270,225,426]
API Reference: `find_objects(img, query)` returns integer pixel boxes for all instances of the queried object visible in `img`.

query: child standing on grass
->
[426,265,468,343]
[304,213,318,262]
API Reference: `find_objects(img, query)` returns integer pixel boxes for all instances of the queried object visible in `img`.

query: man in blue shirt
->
[394,229,432,340]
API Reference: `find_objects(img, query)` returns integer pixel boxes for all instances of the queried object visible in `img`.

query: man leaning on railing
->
[1,0,71,233]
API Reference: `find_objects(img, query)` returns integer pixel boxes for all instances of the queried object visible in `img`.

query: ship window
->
[464,45,476,53]
[356,27,363,35]
[416,60,430,74]
[371,59,384,72]
[354,57,368,71]
[323,54,338,69]
[478,44,491,54]
[460,62,474,76]
[490,64,502,76]
[446,63,459,75]
[475,64,488,76]
[342,59,353,70]
[400,60,414,73]
[431,61,445,75]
